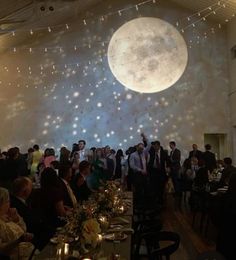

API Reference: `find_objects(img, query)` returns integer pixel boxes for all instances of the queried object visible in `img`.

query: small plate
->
[50,236,74,244]
[110,217,130,225]
[109,224,124,229]
[217,188,228,192]
[50,237,59,244]
[103,233,128,241]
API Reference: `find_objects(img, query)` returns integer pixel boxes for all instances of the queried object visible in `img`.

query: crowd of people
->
[0,134,236,259]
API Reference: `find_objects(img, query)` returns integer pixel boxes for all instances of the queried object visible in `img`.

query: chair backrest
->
[0,253,10,260]
[150,231,180,259]
[196,251,226,260]
[133,231,180,260]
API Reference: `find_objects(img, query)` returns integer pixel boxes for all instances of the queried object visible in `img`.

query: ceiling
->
[171,0,236,23]
[0,0,236,34]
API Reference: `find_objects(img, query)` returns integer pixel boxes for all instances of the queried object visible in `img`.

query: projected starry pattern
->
[0,0,230,155]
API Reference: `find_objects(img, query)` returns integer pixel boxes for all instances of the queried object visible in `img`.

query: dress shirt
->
[130,151,149,174]
[78,149,88,161]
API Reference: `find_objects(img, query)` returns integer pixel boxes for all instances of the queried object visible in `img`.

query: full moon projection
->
[108,17,188,93]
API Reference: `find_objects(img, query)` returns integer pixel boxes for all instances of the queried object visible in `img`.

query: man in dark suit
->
[72,161,92,202]
[188,144,203,161]
[219,157,236,187]
[168,141,181,194]
[58,163,77,209]
[10,177,51,249]
[202,144,217,173]
[148,141,168,203]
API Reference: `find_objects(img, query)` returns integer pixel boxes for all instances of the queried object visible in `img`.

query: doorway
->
[204,133,227,160]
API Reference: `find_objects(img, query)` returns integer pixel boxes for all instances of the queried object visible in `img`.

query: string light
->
[178,0,230,34]
[176,0,230,33]
[0,0,235,74]
[1,0,231,43]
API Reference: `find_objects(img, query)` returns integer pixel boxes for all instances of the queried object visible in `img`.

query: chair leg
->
[28,246,37,260]
[200,213,206,233]
[204,214,210,237]
[183,191,186,204]
[192,212,196,227]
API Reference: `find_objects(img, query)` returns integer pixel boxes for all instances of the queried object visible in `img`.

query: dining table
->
[34,191,133,260]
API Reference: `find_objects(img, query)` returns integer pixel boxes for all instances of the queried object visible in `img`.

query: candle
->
[119,206,124,213]
[99,215,109,231]
[57,248,62,256]
[97,234,103,242]
[99,216,106,223]
[64,243,69,255]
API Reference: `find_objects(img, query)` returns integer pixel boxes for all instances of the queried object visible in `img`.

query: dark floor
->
[160,193,217,260]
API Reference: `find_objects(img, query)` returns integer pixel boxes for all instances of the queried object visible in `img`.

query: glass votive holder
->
[98,215,109,231]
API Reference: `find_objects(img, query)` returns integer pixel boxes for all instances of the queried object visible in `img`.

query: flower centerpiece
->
[95,180,124,215]
[63,201,102,253]
[81,218,101,249]
[57,180,127,255]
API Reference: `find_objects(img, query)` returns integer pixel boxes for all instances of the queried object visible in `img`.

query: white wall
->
[0,0,231,158]
[227,17,236,163]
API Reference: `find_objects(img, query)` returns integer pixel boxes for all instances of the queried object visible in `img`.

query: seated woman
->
[39,168,72,229]
[0,188,33,259]
[87,148,107,190]
[72,161,92,202]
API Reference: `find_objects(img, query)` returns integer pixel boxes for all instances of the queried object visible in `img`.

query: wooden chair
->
[134,231,180,260]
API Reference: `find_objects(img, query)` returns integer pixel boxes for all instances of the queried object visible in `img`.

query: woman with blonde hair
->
[0,188,33,259]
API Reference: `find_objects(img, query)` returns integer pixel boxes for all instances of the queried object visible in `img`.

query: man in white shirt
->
[129,133,150,199]
[78,140,89,162]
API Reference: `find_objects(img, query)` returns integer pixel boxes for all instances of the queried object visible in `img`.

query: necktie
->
[139,153,144,170]
[156,152,160,168]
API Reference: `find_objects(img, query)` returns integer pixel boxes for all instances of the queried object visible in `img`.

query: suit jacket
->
[10,195,39,233]
[148,147,168,176]
[58,178,74,208]
[219,166,236,187]
[10,195,55,250]
[169,148,181,171]
[188,150,203,160]
[203,151,217,172]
